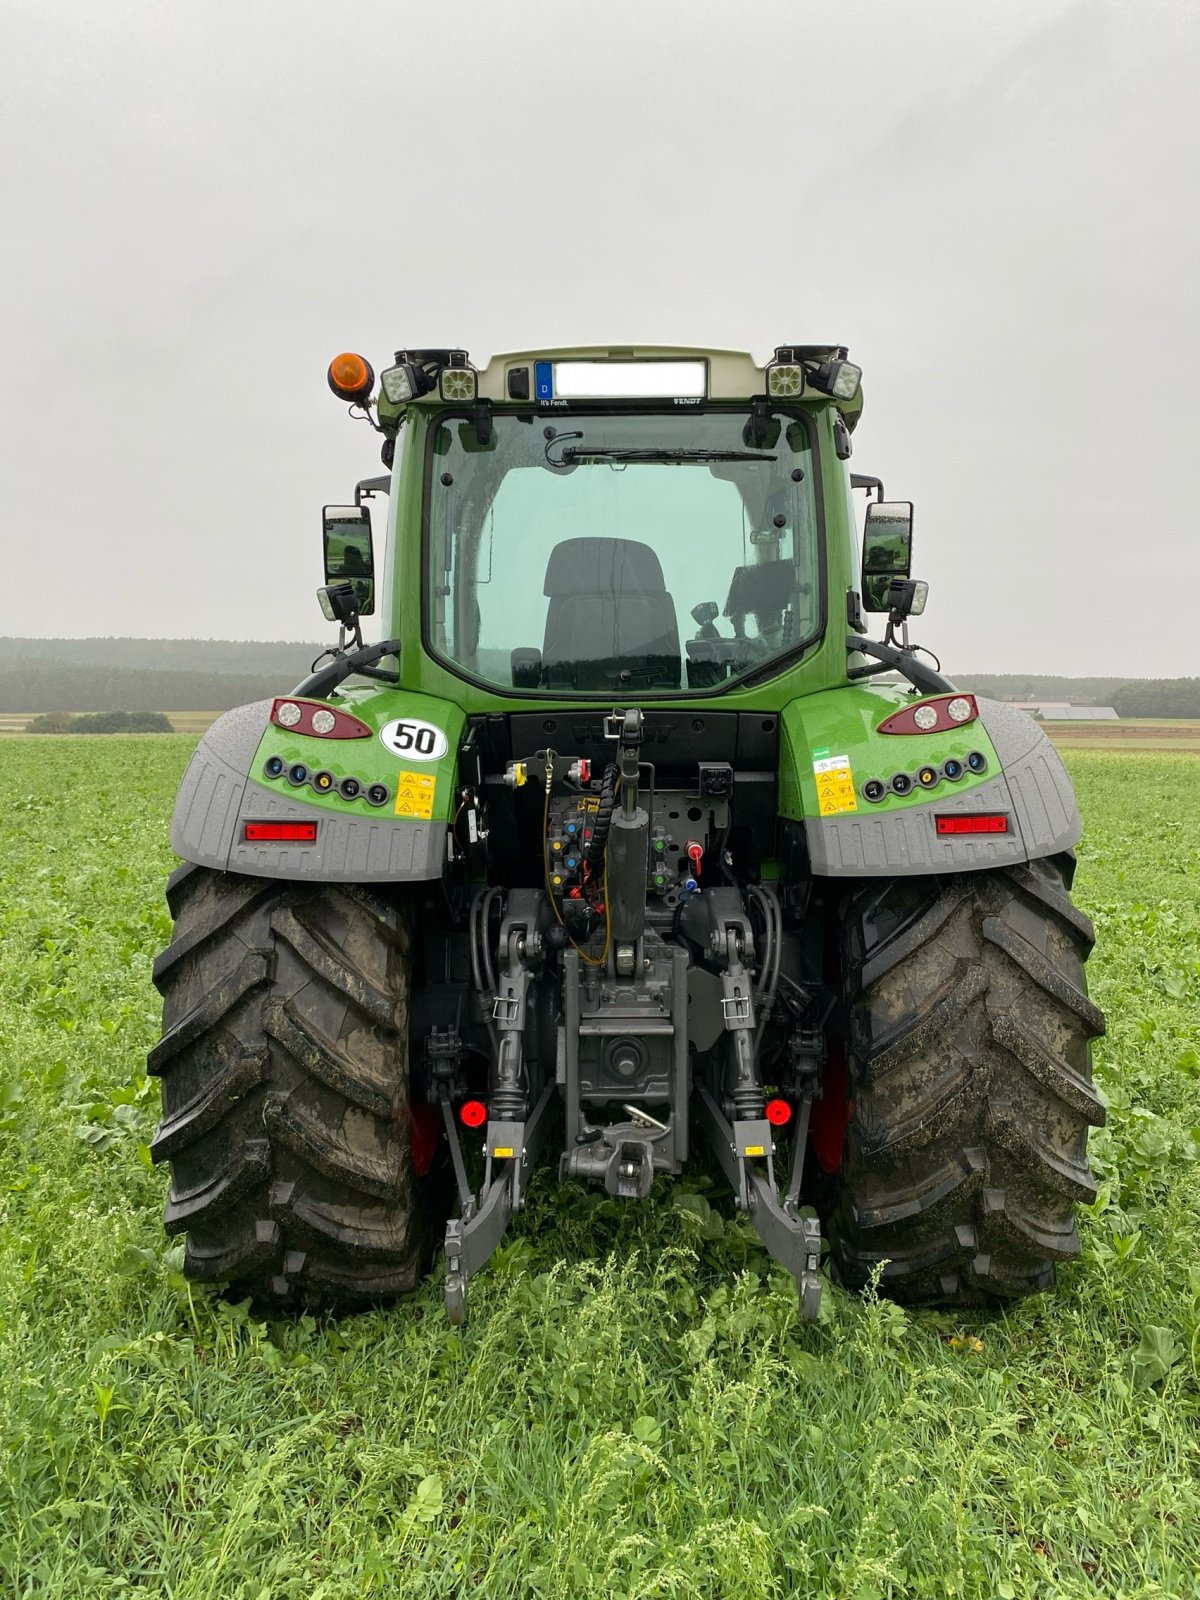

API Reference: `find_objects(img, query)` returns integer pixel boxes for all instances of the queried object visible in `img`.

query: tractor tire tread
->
[823,852,1103,1306]
[149,867,428,1309]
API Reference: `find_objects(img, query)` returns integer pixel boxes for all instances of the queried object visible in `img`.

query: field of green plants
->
[1,738,1198,1599]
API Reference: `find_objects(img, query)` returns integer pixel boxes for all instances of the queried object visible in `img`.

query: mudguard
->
[169,688,464,882]
[778,687,1081,876]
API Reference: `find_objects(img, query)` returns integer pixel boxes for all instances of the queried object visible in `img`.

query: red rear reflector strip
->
[935,814,1008,836]
[244,821,318,842]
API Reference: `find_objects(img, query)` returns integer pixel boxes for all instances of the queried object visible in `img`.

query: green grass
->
[1,738,1198,1599]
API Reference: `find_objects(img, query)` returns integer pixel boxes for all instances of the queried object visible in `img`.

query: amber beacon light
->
[327,351,375,403]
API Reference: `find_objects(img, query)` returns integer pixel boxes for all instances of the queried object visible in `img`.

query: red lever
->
[686,840,704,870]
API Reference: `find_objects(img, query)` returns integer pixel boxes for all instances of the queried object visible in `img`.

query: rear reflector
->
[935,814,1008,836]
[244,821,318,843]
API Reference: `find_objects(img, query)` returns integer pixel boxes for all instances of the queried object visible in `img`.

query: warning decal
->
[394,770,436,820]
[812,753,858,817]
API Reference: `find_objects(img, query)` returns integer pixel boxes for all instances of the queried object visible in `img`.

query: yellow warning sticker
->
[394,769,436,820]
[744,1144,765,1157]
[813,753,858,817]
[492,1146,514,1159]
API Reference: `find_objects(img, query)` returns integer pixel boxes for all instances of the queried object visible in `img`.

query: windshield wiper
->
[558,446,777,465]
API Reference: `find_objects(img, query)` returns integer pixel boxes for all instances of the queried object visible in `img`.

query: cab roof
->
[475,344,850,405]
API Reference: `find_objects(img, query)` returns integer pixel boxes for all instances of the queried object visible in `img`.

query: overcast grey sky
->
[2,0,1197,674]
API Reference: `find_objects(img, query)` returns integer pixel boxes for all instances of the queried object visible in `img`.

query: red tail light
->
[270,699,372,739]
[935,814,1008,836]
[877,694,978,735]
[244,821,318,842]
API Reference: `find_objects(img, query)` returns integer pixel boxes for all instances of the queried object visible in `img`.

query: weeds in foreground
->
[0,741,1197,1597]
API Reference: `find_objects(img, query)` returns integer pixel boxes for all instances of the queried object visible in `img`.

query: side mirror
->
[861,500,914,612]
[322,504,375,615]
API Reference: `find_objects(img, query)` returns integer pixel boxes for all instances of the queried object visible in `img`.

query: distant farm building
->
[1009,701,1119,721]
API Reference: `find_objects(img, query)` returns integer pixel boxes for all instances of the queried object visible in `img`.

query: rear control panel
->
[860,749,988,803]
[261,754,390,807]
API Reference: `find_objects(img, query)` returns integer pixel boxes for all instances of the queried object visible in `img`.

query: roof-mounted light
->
[327,352,375,404]
[439,366,477,402]
[807,357,862,401]
[766,362,804,398]
[380,362,426,404]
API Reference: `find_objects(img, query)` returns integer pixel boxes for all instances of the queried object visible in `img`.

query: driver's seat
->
[542,537,681,690]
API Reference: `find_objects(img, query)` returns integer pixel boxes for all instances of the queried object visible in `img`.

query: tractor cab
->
[325,344,871,709]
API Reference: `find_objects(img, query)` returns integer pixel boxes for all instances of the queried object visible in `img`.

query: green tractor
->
[148,344,1104,1323]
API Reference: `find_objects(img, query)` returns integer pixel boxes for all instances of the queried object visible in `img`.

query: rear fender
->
[778,687,1081,876]
[169,688,464,882]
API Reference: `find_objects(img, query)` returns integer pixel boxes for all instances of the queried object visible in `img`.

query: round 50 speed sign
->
[378,717,449,762]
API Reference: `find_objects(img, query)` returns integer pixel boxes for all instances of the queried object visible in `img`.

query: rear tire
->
[821,854,1105,1304]
[148,864,430,1309]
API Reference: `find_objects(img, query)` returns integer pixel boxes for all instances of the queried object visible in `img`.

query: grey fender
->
[803,696,1082,876]
[169,700,445,883]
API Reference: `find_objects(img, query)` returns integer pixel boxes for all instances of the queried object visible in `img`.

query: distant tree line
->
[0,637,321,675]
[0,668,286,713]
[26,711,175,733]
[956,674,1133,704]
[1111,679,1200,719]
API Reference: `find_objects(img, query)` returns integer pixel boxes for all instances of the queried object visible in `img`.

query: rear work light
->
[244,821,318,843]
[269,699,372,739]
[877,694,979,735]
[935,814,1009,836]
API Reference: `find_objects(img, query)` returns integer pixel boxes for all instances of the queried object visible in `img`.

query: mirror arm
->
[292,639,403,699]
[355,475,391,503]
[850,473,885,501]
[845,634,956,695]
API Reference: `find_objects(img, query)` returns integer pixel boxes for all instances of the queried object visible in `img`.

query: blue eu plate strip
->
[534,361,553,402]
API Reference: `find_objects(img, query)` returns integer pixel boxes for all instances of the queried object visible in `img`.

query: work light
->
[766,362,804,398]
[807,358,862,400]
[380,362,424,404]
[439,367,477,402]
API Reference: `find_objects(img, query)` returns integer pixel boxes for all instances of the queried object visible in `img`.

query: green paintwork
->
[777,682,1000,821]
[249,688,465,822]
